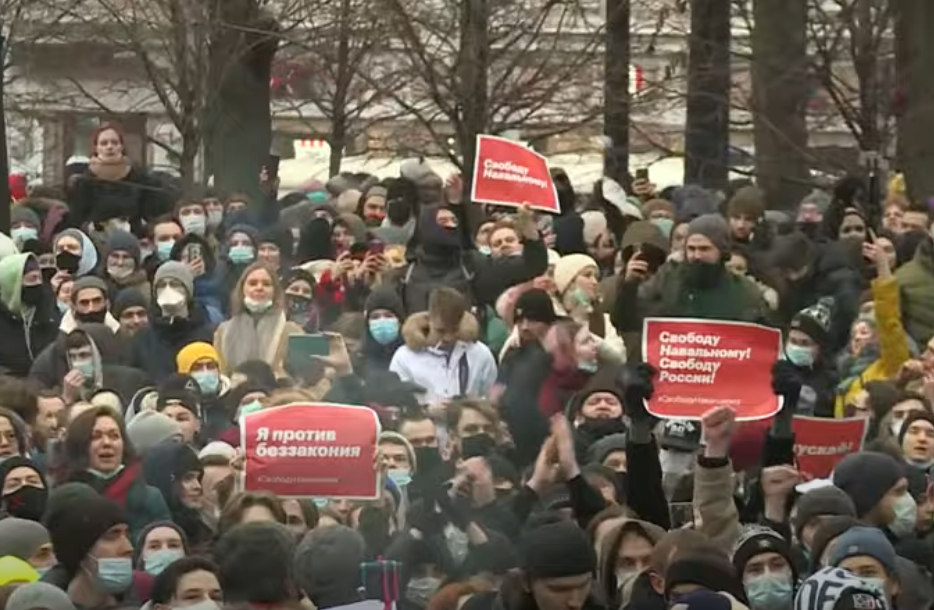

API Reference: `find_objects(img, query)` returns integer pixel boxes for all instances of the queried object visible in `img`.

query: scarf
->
[89,157,132,182]
[220,309,287,371]
[836,342,880,394]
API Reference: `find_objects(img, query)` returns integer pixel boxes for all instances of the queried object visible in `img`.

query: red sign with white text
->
[793,416,868,478]
[240,403,380,499]
[642,318,782,420]
[470,135,560,213]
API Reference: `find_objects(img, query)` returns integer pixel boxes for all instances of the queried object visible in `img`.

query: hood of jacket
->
[0,253,31,315]
[171,233,218,276]
[401,311,480,351]
[599,520,667,608]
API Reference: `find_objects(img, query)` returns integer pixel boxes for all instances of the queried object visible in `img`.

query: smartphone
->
[265,154,280,183]
[369,241,385,256]
[349,242,369,261]
[288,334,330,358]
[635,168,650,181]
[184,243,202,263]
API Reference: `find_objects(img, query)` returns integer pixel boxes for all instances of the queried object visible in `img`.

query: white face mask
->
[179,600,221,610]
[659,448,695,475]
[891,418,905,438]
[890,492,917,538]
[157,287,187,317]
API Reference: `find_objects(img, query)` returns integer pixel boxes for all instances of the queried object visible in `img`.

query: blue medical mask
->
[244,297,273,314]
[192,370,220,395]
[746,573,793,610]
[890,493,917,538]
[238,400,264,421]
[72,358,94,379]
[207,210,224,229]
[578,361,598,373]
[57,301,69,314]
[478,245,492,256]
[387,469,412,487]
[144,548,184,576]
[229,245,255,264]
[651,217,675,239]
[156,240,176,261]
[91,556,133,593]
[11,227,38,244]
[369,318,400,345]
[784,343,815,367]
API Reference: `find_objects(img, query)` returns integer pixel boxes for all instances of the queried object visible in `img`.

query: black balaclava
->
[415,206,461,257]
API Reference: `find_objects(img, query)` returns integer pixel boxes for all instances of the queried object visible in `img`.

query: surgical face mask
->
[144,548,184,576]
[107,260,135,279]
[478,245,492,256]
[244,297,273,314]
[72,358,95,379]
[108,220,131,234]
[369,318,400,345]
[387,469,412,487]
[228,244,255,265]
[578,360,599,373]
[616,570,640,593]
[784,343,815,367]
[238,400,264,421]
[406,577,442,608]
[192,370,220,395]
[11,227,38,244]
[181,215,207,236]
[90,556,133,593]
[890,493,917,538]
[207,210,224,229]
[890,418,905,438]
[746,572,793,610]
[156,240,176,261]
[57,300,69,314]
[651,217,675,239]
[659,448,694,475]
[183,600,221,610]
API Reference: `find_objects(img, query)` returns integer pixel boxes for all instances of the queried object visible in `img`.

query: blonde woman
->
[214,262,304,376]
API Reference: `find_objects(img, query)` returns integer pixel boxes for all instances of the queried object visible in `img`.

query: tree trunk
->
[458,0,489,190]
[683,0,731,190]
[750,0,809,210]
[603,0,630,184]
[895,0,934,202]
[206,0,278,203]
[328,0,352,178]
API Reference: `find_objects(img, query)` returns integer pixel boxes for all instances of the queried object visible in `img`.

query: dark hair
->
[215,522,297,604]
[58,406,135,481]
[232,360,277,389]
[0,408,28,455]
[218,491,287,535]
[0,376,39,426]
[148,214,182,239]
[151,556,220,605]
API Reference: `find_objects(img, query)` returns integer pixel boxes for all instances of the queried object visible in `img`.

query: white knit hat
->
[198,441,237,461]
[554,254,598,295]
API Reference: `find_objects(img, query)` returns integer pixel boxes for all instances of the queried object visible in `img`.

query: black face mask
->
[413,446,443,475]
[41,267,56,283]
[55,251,81,275]
[797,221,821,240]
[578,417,628,442]
[3,485,48,522]
[75,309,107,324]
[683,260,724,288]
[20,284,43,307]
[461,433,497,460]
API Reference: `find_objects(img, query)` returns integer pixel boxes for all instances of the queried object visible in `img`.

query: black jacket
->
[0,298,59,378]
[129,304,215,379]
[68,165,171,228]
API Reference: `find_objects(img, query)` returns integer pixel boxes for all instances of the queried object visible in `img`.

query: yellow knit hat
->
[176,341,220,374]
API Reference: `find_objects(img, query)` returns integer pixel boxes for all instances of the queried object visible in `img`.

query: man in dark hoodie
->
[772,298,837,418]
[362,286,406,374]
[130,262,215,379]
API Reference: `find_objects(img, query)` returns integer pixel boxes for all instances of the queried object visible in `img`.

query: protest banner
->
[793,416,868,478]
[240,403,381,499]
[641,318,782,420]
[470,135,559,213]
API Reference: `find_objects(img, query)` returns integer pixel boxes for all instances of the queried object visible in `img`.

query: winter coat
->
[0,253,59,377]
[129,305,216,379]
[896,238,934,345]
[68,164,171,228]
[834,275,912,417]
[360,286,407,374]
[389,312,497,406]
[171,234,226,322]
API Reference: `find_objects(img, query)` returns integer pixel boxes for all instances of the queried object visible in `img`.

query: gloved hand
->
[620,363,656,423]
[771,360,803,398]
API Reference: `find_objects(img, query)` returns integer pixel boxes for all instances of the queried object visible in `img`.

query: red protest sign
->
[793,416,868,478]
[240,403,381,499]
[470,135,559,213]
[641,318,782,420]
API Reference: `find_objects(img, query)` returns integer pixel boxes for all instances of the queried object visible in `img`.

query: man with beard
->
[498,288,558,386]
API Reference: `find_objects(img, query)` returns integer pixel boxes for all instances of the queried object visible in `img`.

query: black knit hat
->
[790,298,834,348]
[42,483,128,576]
[897,410,934,447]
[832,452,905,517]
[519,520,595,579]
[731,526,797,584]
[793,486,856,544]
[665,548,748,603]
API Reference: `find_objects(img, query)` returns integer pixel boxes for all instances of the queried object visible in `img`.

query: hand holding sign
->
[701,406,736,458]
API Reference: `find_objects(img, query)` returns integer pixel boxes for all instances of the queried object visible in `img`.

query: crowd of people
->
[0,122,934,610]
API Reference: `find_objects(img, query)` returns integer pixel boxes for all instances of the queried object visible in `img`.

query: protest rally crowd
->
[3,122,934,610]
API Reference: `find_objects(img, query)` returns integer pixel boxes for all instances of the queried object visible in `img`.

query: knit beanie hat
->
[294,525,366,601]
[809,516,862,573]
[665,549,747,603]
[897,410,934,447]
[554,254,598,295]
[378,431,416,473]
[832,452,905,517]
[153,261,194,299]
[176,341,221,374]
[11,206,41,229]
[132,520,190,568]
[790,298,835,348]
[686,214,731,255]
[668,591,742,610]
[70,276,108,304]
[519,520,595,579]
[0,518,50,561]
[828,527,898,576]
[199,441,237,461]
[793,486,856,543]
[43,483,128,576]
[731,525,796,583]
[112,288,148,319]
[6,583,76,610]
[726,186,766,220]
[104,230,142,265]
[587,433,628,465]
[127,410,181,454]
[794,567,890,610]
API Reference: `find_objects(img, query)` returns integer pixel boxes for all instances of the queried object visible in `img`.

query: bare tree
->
[895,0,934,202]
[274,0,398,176]
[372,0,604,183]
